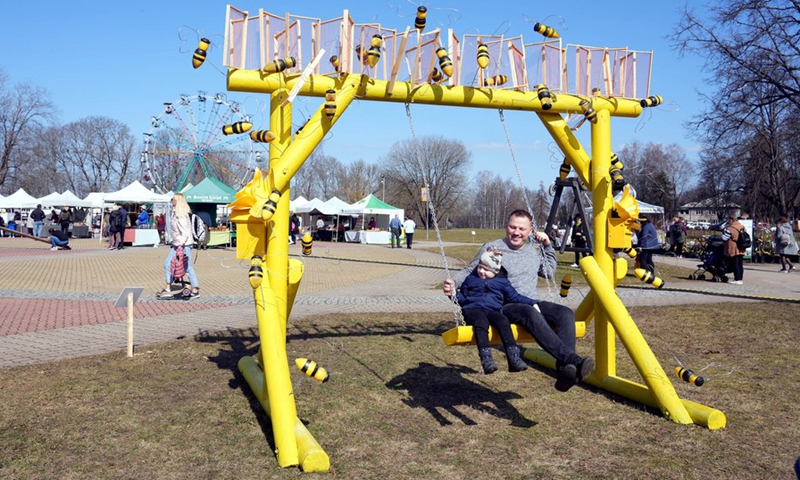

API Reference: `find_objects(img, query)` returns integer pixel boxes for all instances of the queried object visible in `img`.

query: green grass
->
[1,302,798,479]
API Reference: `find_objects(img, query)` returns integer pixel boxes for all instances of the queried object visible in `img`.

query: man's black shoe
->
[555,364,577,392]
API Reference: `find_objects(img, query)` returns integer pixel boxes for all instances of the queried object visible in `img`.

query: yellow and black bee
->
[559,162,571,180]
[248,255,263,289]
[436,47,454,77]
[415,6,427,32]
[640,95,663,108]
[622,246,637,259]
[355,45,369,65]
[634,268,664,288]
[262,57,297,73]
[301,233,313,256]
[262,189,282,218]
[250,130,276,143]
[533,22,559,38]
[560,274,572,298]
[610,152,624,172]
[483,75,508,87]
[477,43,490,69]
[329,55,340,72]
[371,34,383,48]
[579,99,598,124]
[367,45,381,68]
[430,68,443,84]
[295,357,329,383]
[222,121,253,135]
[536,84,553,110]
[324,89,336,118]
[675,366,704,386]
[192,38,210,69]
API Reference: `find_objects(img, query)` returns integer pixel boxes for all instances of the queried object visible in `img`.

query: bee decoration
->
[192,38,210,69]
[415,6,427,32]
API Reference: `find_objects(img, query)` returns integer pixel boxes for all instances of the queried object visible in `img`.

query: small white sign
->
[114,287,145,308]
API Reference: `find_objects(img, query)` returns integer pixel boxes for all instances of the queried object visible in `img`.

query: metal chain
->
[405,104,464,326]
[498,109,558,300]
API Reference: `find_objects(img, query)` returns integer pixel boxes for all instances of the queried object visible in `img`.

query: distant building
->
[678,198,741,223]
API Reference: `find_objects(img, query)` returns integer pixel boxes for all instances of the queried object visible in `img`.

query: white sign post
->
[114,287,144,357]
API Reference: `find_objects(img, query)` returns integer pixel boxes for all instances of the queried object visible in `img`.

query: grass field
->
[1,302,798,479]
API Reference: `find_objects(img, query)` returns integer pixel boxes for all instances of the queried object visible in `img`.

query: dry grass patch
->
[1,302,798,479]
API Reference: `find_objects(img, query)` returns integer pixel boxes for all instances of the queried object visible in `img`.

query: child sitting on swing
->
[455,248,536,374]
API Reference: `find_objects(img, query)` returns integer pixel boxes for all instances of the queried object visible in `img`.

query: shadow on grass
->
[386,362,536,428]
[194,327,278,455]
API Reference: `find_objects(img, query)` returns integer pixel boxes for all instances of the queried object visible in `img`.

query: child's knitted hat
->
[479,248,503,274]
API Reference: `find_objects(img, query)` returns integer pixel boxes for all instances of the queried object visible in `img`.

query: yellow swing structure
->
[216,4,726,473]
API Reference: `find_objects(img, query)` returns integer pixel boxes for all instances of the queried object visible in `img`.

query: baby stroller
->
[688,234,729,282]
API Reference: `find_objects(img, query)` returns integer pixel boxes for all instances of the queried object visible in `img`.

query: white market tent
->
[323,196,353,214]
[84,192,106,208]
[37,190,93,208]
[341,194,404,230]
[290,196,308,212]
[104,181,171,204]
[295,197,328,215]
[0,188,39,209]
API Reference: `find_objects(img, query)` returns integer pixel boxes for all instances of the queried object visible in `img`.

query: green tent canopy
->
[181,177,237,203]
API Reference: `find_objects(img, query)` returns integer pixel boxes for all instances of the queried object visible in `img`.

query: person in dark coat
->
[455,248,535,374]
[58,207,72,234]
[48,228,71,251]
[636,215,660,273]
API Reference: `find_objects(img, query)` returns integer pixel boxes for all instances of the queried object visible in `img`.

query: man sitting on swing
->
[443,209,593,392]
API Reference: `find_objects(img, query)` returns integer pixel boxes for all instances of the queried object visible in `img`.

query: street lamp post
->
[380,174,385,201]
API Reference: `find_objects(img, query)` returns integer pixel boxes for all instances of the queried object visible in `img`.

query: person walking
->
[570,214,588,267]
[30,204,46,238]
[158,194,200,299]
[403,215,416,249]
[668,216,688,257]
[722,215,746,284]
[774,215,798,273]
[636,215,660,274]
[389,214,403,248]
[58,207,72,234]
[116,205,128,249]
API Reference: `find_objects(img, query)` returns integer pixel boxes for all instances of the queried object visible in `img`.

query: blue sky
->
[1,1,710,190]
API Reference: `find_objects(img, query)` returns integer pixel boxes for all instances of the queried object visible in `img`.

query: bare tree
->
[0,70,57,190]
[21,116,137,196]
[337,160,380,203]
[672,0,800,218]
[617,141,694,215]
[673,1,800,112]
[291,147,344,200]
[380,136,472,228]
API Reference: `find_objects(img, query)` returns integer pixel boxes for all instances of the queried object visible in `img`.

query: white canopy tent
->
[104,181,172,204]
[84,192,106,208]
[36,190,92,208]
[0,188,39,209]
[290,196,308,212]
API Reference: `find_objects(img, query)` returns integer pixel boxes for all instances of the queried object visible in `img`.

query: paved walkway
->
[0,236,797,368]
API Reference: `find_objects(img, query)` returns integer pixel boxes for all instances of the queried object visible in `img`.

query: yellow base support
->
[442,322,586,346]
[239,355,331,472]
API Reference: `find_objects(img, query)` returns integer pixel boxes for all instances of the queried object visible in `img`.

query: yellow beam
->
[227,69,644,117]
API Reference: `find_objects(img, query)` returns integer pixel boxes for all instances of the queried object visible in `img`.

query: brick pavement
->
[0,236,797,369]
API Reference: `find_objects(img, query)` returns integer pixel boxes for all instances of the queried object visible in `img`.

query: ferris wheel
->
[141,91,262,193]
